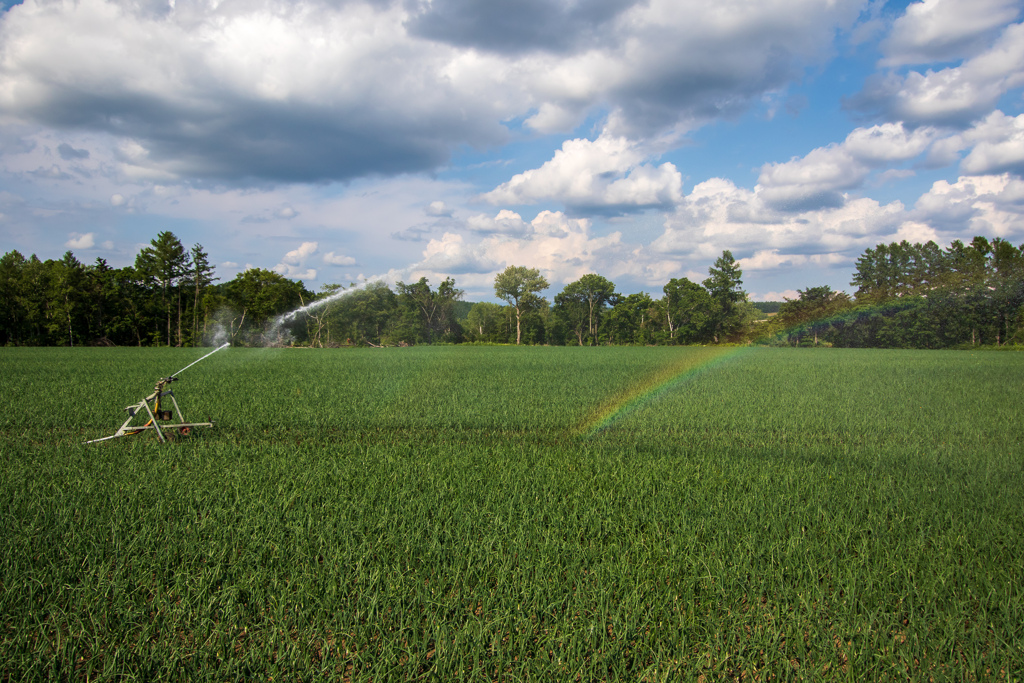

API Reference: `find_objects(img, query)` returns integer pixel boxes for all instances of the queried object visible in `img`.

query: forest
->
[1,232,1022,349]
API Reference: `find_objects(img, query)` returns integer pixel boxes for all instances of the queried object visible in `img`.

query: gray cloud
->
[0,129,35,154]
[0,0,865,187]
[578,0,863,138]
[23,90,500,184]
[405,0,637,55]
[848,70,1002,127]
[848,20,1024,127]
[762,191,847,213]
[610,43,796,136]
[29,164,72,180]
[57,142,89,160]
[0,0,508,184]
[391,224,433,241]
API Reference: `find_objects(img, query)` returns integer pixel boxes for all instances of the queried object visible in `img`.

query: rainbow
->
[579,297,972,438]
[751,298,935,346]
[580,346,750,438]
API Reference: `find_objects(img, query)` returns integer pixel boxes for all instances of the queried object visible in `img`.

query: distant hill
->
[751,301,782,314]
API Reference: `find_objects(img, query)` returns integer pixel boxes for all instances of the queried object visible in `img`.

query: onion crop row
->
[1,346,1021,680]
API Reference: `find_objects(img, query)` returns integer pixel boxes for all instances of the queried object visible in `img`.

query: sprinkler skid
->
[85,343,227,444]
[85,376,214,444]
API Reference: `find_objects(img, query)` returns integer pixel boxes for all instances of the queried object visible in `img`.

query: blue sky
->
[1,0,1022,302]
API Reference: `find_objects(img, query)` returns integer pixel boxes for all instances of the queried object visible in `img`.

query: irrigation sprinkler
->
[84,343,229,444]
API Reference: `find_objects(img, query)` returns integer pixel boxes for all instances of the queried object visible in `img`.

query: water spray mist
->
[266,282,370,340]
[172,342,230,377]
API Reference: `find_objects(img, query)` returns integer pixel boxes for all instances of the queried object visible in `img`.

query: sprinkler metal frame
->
[84,376,214,444]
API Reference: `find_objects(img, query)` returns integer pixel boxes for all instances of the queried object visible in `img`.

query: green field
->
[2,346,1022,681]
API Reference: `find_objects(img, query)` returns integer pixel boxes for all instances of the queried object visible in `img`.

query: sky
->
[0,0,1022,303]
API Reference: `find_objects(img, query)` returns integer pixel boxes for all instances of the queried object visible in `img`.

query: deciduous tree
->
[464,302,506,342]
[554,274,617,345]
[494,265,549,345]
[47,252,87,347]
[396,277,464,343]
[225,268,309,344]
[778,286,852,345]
[663,278,712,344]
[607,292,656,344]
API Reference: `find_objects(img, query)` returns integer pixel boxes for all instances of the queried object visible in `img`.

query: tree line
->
[1,232,1022,348]
[763,236,1024,348]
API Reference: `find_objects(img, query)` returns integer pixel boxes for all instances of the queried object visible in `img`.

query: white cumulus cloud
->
[467,210,531,236]
[759,289,800,301]
[390,210,657,296]
[481,132,682,209]
[912,173,1024,237]
[757,122,938,210]
[65,232,95,249]
[275,241,319,281]
[959,112,1024,176]
[653,177,907,265]
[282,241,318,264]
[854,21,1024,125]
[881,0,1021,66]
[324,251,357,266]
[925,111,1024,174]
[416,232,501,275]
[425,200,452,217]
